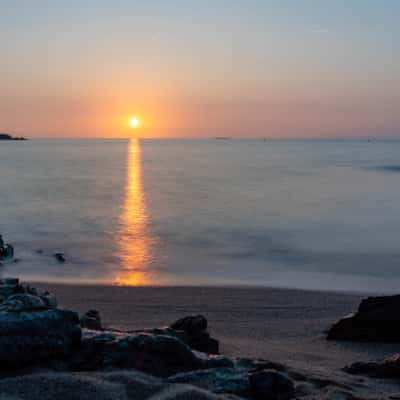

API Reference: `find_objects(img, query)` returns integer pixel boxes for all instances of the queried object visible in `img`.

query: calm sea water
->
[1,138,400,292]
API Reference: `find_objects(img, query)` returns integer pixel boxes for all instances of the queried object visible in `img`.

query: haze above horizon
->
[1,0,399,138]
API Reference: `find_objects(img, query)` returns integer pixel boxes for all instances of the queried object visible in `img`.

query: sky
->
[0,0,399,138]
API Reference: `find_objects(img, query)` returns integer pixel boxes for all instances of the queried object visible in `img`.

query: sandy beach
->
[35,283,399,372]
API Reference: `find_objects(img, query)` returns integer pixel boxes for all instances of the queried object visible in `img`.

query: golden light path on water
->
[114,139,154,286]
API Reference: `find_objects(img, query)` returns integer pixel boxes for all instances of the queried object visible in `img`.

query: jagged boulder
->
[0,370,243,400]
[344,354,400,378]
[0,278,20,301]
[70,329,230,377]
[327,295,400,342]
[170,315,219,354]
[249,370,295,400]
[0,278,58,311]
[0,293,48,311]
[81,309,102,330]
[71,330,202,376]
[168,367,249,397]
[0,309,81,369]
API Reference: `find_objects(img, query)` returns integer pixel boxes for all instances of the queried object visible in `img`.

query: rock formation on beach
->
[0,277,399,399]
[344,354,400,379]
[327,294,400,342]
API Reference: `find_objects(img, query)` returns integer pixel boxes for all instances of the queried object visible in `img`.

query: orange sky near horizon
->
[1,1,399,139]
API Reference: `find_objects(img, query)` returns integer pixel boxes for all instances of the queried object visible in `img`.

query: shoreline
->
[32,283,398,371]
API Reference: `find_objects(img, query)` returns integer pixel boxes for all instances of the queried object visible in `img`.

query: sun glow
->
[129,117,139,128]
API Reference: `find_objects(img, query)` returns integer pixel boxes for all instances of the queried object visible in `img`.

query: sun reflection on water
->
[114,139,154,286]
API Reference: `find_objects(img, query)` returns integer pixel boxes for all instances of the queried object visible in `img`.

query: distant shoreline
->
[0,133,27,141]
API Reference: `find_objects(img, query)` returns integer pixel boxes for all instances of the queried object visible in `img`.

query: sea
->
[1,138,400,292]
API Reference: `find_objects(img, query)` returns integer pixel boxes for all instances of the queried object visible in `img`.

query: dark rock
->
[0,280,57,311]
[0,133,27,140]
[171,315,208,333]
[0,235,14,260]
[41,291,58,309]
[170,315,219,354]
[72,330,203,376]
[0,278,19,300]
[0,278,18,285]
[4,244,14,259]
[344,354,400,378]
[236,358,287,373]
[202,355,234,370]
[72,329,230,377]
[0,293,48,311]
[327,295,400,342]
[168,367,250,397]
[25,285,38,295]
[0,309,81,369]
[54,253,66,263]
[249,370,295,400]
[81,309,102,330]
[69,334,105,371]
[0,371,132,400]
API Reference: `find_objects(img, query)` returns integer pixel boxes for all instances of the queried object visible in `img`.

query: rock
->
[0,133,26,141]
[344,354,400,378]
[0,278,19,285]
[321,388,361,400]
[0,279,58,311]
[4,244,14,259]
[249,370,295,400]
[202,355,234,370]
[0,309,81,369]
[25,286,38,295]
[41,292,58,309]
[153,385,240,400]
[0,291,57,312]
[71,330,204,376]
[95,370,165,399]
[168,367,249,397]
[0,372,129,400]
[81,309,102,330]
[294,382,317,397]
[0,293,48,311]
[327,295,400,342]
[54,253,66,263]
[236,358,287,373]
[170,315,219,354]
[0,278,19,300]
[68,333,105,371]
[171,315,208,333]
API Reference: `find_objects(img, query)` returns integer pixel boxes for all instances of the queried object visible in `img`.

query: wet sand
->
[35,284,399,373]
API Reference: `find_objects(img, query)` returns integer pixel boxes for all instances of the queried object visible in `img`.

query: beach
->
[0,281,395,399]
[36,283,398,371]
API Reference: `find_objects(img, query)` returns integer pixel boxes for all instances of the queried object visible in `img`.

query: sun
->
[129,117,139,128]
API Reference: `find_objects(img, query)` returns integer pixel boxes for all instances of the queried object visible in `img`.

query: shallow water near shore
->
[1,138,400,292]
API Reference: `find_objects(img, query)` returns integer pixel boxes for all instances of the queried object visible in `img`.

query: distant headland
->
[0,133,27,141]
